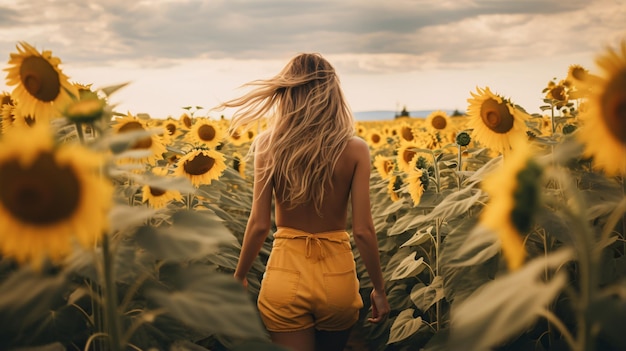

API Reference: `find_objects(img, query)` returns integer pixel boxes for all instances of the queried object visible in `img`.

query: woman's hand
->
[234,274,249,289]
[368,288,390,323]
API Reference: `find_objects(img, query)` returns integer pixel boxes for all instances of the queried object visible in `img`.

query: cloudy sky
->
[0,0,624,119]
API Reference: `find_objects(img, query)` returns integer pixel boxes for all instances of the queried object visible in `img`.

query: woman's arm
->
[234,150,273,284]
[349,138,390,322]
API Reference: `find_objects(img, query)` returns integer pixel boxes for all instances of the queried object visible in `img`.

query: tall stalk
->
[101,234,122,351]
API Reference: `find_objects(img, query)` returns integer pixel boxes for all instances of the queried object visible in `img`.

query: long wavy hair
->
[218,53,355,215]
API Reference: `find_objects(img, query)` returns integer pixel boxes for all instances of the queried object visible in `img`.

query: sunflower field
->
[0,40,624,351]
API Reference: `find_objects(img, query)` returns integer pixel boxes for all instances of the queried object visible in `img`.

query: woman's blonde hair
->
[218,53,355,215]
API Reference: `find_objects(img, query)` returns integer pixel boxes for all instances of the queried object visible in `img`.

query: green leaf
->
[0,268,69,331]
[400,226,434,248]
[390,187,483,235]
[387,309,426,344]
[146,264,267,339]
[109,204,157,233]
[134,210,236,262]
[100,82,130,96]
[446,225,499,267]
[410,275,444,311]
[391,252,427,281]
[448,248,573,351]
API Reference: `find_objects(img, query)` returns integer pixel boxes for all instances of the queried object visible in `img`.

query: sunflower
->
[398,122,416,143]
[355,123,367,137]
[112,113,167,166]
[567,64,589,85]
[0,124,112,268]
[246,128,257,142]
[186,117,225,148]
[365,130,385,149]
[406,167,425,206]
[373,154,395,180]
[545,81,569,107]
[425,110,452,134]
[480,138,542,270]
[396,141,420,172]
[228,127,249,146]
[157,118,183,144]
[466,87,528,155]
[232,152,247,178]
[4,42,78,122]
[141,184,183,209]
[174,147,227,186]
[577,40,626,175]
[179,113,193,130]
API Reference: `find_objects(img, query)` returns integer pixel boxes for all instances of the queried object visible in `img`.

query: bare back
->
[273,137,368,233]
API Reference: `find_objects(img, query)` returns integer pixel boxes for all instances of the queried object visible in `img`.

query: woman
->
[220,53,389,351]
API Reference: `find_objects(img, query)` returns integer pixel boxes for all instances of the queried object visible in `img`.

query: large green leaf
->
[109,204,157,233]
[388,186,482,235]
[411,275,444,311]
[145,264,267,339]
[134,210,236,262]
[446,225,499,267]
[0,268,69,332]
[387,308,427,344]
[400,226,434,248]
[447,248,573,351]
[391,252,427,281]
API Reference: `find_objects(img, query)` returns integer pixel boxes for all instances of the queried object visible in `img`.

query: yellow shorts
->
[257,227,364,332]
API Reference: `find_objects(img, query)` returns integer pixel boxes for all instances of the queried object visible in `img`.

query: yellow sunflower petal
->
[577,40,626,176]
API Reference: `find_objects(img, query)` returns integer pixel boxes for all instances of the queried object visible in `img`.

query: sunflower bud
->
[455,131,471,146]
[64,91,106,123]
[562,124,577,135]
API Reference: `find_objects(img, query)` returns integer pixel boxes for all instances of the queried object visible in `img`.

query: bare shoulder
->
[343,136,370,160]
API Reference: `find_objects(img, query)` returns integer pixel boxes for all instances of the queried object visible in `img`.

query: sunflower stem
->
[75,122,85,143]
[434,217,442,331]
[101,233,123,351]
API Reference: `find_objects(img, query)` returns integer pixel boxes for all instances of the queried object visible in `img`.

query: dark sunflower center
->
[183,153,215,175]
[232,131,241,140]
[550,86,567,101]
[149,186,167,196]
[182,116,192,128]
[24,115,36,126]
[601,70,626,144]
[401,127,414,141]
[0,152,81,225]
[480,98,514,134]
[233,157,241,172]
[393,176,403,192]
[1,95,12,106]
[431,116,447,130]
[118,121,153,149]
[198,124,216,141]
[371,134,381,143]
[247,130,254,139]
[384,160,394,173]
[19,56,61,102]
[165,123,177,136]
[572,67,587,81]
[403,149,416,164]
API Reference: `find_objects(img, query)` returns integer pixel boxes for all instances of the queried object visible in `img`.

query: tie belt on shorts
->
[274,227,349,258]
